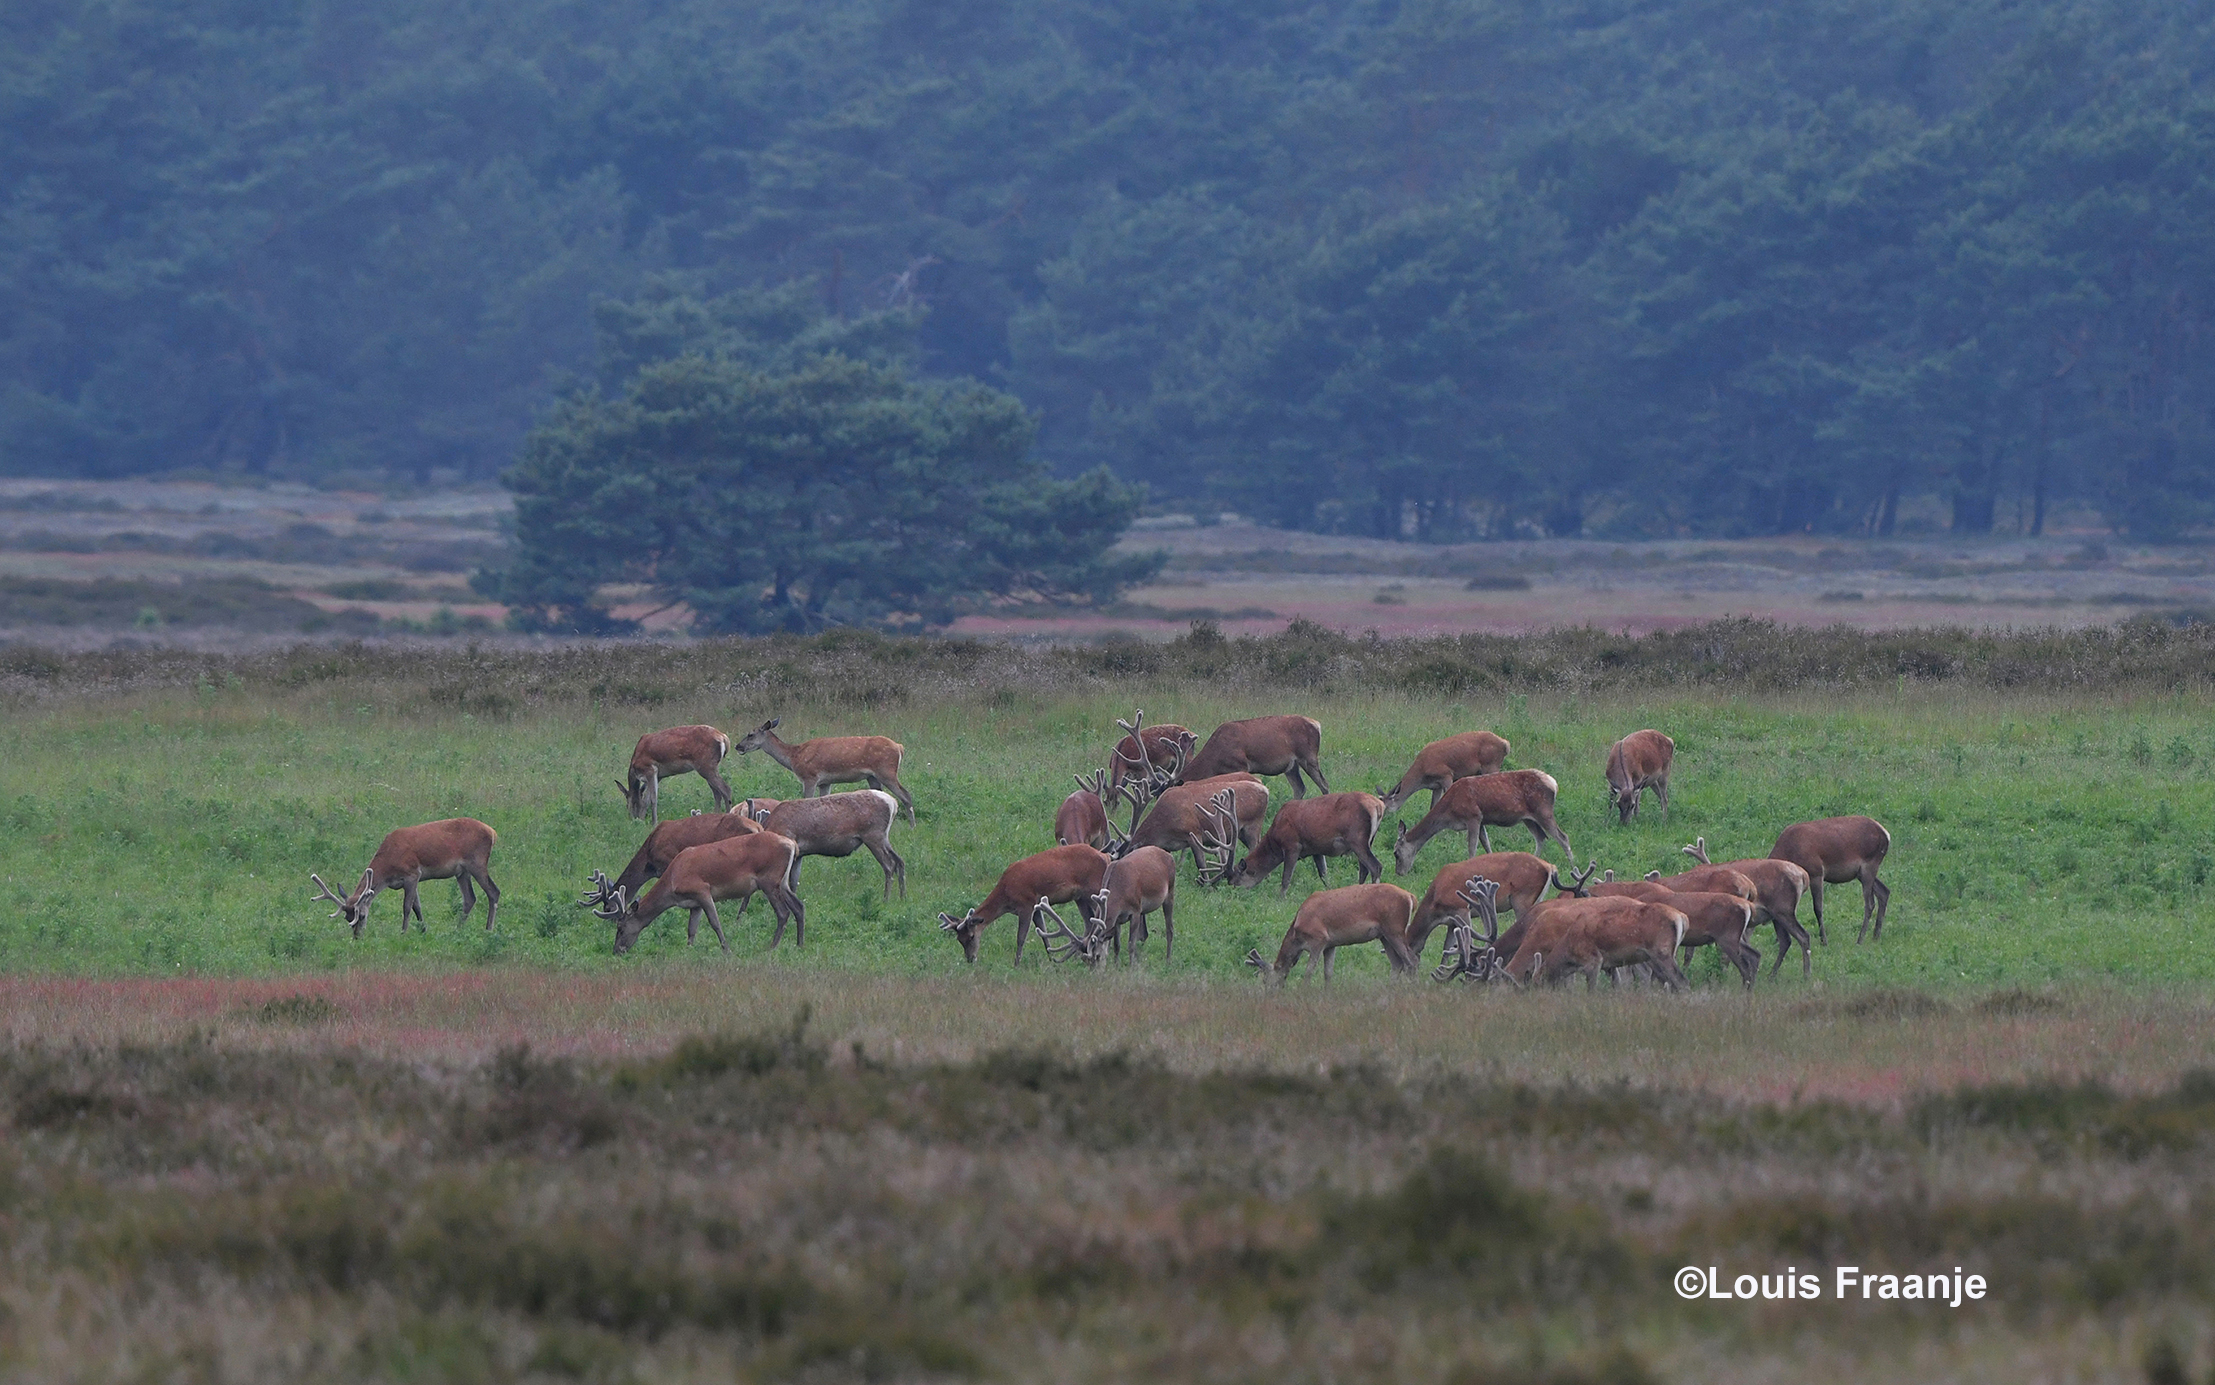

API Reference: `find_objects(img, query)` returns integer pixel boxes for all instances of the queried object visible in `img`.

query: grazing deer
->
[1180,715,1330,798]
[1378,732,1510,815]
[1501,896,1689,990]
[596,831,803,955]
[1462,862,1599,967]
[1244,882,1421,984]
[938,844,1112,964]
[1105,712,1197,807]
[1031,896,1113,968]
[1671,839,1814,978]
[758,791,905,900]
[1391,769,1574,873]
[1770,816,1893,942]
[1097,847,1178,962]
[311,819,500,939]
[1595,881,1757,988]
[1056,770,1114,850]
[579,811,760,917]
[623,726,734,821]
[1604,730,1674,824]
[1124,774,1270,878]
[1405,852,1562,959]
[735,718,916,825]
[1227,792,1387,895]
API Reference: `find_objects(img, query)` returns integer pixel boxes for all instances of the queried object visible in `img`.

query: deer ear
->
[764,717,780,730]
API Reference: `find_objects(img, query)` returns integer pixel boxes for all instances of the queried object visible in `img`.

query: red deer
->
[1405,852,1564,959]
[1097,847,1178,962]
[1604,730,1674,824]
[580,811,760,916]
[312,819,500,939]
[1055,770,1114,850]
[1391,769,1574,873]
[1179,715,1330,798]
[1227,792,1387,895]
[734,796,785,822]
[1595,880,1758,988]
[1244,882,1421,984]
[596,831,803,955]
[1378,731,1510,815]
[1124,774,1270,879]
[1105,712,1197,807]
[623,726,734,821]
[1455,862,1598,969]
[1671,840,1814,978]
[735,718,916,825]
[1502,896,1689,990]
[1771,816,1893,942]
[758,791,905,900]
[939,844,1112,964]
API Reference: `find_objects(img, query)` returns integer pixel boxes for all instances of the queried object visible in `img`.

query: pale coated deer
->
[1124,774,1270,878]
[735,718,916,825]
[1055,770,1114,850]
[1405,852,1563,959]
[312,818,500,939]
[1104,712,1197,807]
[1244,882,1421,984]
[758,791,905,900]
[597,831,803,955]
[623,725,734,821]
[938,844,1111,964]
[1096,845,1179,962]
[1391,769,1573,873]
[579,811,760,917]
[1226,792,1386,895]
[1770,816,1893,942]
[1179,715,1329,798]
[1604,730,1673,824]
[1378,731,1510,815]
[1670,839,1814,978]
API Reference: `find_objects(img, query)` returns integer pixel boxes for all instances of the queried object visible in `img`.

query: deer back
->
[662,830,797,896]
[373,818,495,878]
[1431,769,1557,826]
[1424,730,1509,779]
[1415,852,1553,927]
[1134,774,1267,844]
[762,790,895,847]
[632,725,728,772]
[1589,879,1677,903]
[1665,891,1755,946]
[1104,845,1177,914]
[1608,730,1673,790]
[790,734,903,778]
[1055,788,1110,848]
[1291,882,1416,945]
[982,844,1112,921]
[1654,865,1758,900]
[1185,715,1320,780]
[1770,816,1891,878]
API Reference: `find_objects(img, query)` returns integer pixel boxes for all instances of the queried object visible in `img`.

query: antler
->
[1681,836,1710,864]
[578,868,617,912]
[1434,875,1503,982]
[938,911,968,933]
[1033,897,1107,967]
[591,884,632,921]
[309,873,349,919]
[1193,787,1239,884]
[1554,862,1597,896]
[1074,768,1111,799]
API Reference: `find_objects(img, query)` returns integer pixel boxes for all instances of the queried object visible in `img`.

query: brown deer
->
[1104,712,1197,807]
[1179,715,1330,798]
[1244,882,1421,984]
[735,718,916,824]
[1501,896,1689,990]
[623,726,734,821]
[1391,769,1574,873]
[579,811,760,916]
[1124,774,1270,878]
[1671,839,1814,977]
[1770,816,1893,942]
[1055,770,1114,850]
[1227,792,1387,895]
[1604,730,1674,824]
[734,796,785,822]
[596,831,803,955]
[1405,852,1563,959]
[939,844,1112,964]
[1459,862,1599,968]
[1096,846,1179,962]
[1595,879,1758,988]
[758,791,905,900]
[312,819,500,939]
[1378,731,1510,814]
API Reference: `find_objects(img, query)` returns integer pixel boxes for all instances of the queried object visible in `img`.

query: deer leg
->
[685,907,700,944]
[1807,877,1827,944]
[1656,777,1669,818]
[702,899,731,952]
[1313,853,1328,882]
[1469,826,1488,856]
[1862,869,1891,942]
[456,873,476,924]
[402,881,422,933]
[1285,764,1307,799]
[1355,838,1383,884]
[1159,897,1174,964]
[701,764,734,812]
[864,837,905,900]
[1303,756,1331,795]
[1320,946,1335,983]
[1279,858,1296,897]
[647,768,661,824]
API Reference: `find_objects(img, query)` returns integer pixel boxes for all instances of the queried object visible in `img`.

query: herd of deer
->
[307,706,1893,989]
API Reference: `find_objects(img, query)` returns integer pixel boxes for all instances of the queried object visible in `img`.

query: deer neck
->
[756,732,801,776]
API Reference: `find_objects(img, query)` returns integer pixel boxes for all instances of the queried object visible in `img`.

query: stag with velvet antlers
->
[579,811,760,919]
[939,844,1111,964]
[594,830,804,955]
[623,725,735,821]
[1104,711,1196,809]
[735,718,916,825]
[311,818,501,938]
[1225,792,1387,895]
[1123,777,1269,881]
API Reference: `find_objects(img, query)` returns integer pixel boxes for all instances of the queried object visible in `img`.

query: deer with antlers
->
[1096,846,1178,962]
[1104,712,1196,808]
[1178,715,1329,798]
[579,811,761,917]
[1244,881,1422,984]
[1770,816,1893,943]
[311,818,500,939]
[1604,729,1674,824]
[735,718,916,825]
[1589,878,1759,988]
[1226,792,1387,896]
[938,844,1111,964]
[595,831,804,955]
[623,726,734,821]
[1122,775,1270,881]
[1056,770,1116,851]
[1434,878,1689,991]
[1390,769,1574,874]
[1378,731,1510,815]
[1669,839,1814,978]
[1405,852,1564,960]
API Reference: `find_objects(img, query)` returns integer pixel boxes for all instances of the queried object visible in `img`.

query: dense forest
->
[4,0,2210,539]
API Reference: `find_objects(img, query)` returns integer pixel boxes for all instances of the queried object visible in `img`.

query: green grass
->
[2,670,2211,985]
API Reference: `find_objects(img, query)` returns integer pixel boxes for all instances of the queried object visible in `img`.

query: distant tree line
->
[4,0,2210,538]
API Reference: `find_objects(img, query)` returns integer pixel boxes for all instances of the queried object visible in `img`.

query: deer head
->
[938,910,983,964]
[310,869,377,938]
[733,718,781,755]
[1033,897,1108,968]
